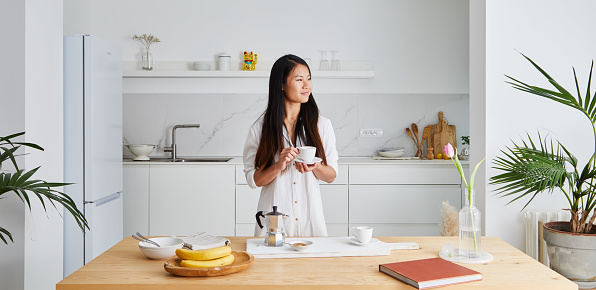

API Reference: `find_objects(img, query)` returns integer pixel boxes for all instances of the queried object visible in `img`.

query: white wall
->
[0,1,65,290]
[476,0,596,250]
[0,1,26,289]
[64,0,469,94]
[23,0,65,289]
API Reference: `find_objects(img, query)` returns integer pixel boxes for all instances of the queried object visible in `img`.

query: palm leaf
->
[490,134,570,210]
[0,226,13,244]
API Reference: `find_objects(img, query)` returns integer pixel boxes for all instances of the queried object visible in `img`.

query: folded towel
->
[181,232,230,250]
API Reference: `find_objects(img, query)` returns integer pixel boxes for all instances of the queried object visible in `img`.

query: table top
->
[57,236,577,290]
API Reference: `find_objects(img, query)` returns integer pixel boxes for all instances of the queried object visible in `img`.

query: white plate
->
[295,157,322,164]
[349,237,381,246]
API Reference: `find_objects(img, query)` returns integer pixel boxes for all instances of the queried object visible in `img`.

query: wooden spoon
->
[405,128,417,145]
[420,126,431,148]
[411,123,420,145]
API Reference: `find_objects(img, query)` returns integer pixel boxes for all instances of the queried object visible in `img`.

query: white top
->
[243,115,339,237]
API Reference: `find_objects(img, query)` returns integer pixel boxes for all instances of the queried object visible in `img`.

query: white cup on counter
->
[298,146,316,163]
[350,226,373,243]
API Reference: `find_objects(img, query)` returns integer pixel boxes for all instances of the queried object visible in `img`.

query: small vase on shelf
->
[142,51,153,71]
[459,188,481,258]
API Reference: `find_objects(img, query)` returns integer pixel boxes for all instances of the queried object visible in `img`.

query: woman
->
[243,54,338,237]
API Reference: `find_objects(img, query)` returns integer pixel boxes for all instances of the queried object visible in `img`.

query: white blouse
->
[243,115,339,237]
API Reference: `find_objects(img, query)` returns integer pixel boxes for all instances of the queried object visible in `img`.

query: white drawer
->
[236,164,348,185]
[349,185,461,224]
[349,164,462,184]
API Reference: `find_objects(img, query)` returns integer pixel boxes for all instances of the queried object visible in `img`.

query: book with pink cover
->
[379,257,482,289]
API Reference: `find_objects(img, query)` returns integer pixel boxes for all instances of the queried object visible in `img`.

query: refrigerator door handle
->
[84,192,121,206]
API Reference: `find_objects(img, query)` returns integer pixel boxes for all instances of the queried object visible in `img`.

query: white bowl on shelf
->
[127,144,156,161]
[138,237,184,260]
[377,147,405,158]
[193,62,211,71]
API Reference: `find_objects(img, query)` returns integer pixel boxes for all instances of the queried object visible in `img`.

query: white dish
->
[349,237,381,246]
[378,150,405,158]
[127,144,156,161]
[295,157,322,164]
[287,240,313,251]
[193,62,211,71]
[138,237,184,260]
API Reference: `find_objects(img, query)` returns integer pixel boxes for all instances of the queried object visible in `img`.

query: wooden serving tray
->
[163,251,254,277]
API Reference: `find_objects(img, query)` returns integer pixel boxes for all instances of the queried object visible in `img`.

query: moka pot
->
[256,205,289,247]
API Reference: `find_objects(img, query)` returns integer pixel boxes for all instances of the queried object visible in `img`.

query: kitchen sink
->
[148,157,232,163]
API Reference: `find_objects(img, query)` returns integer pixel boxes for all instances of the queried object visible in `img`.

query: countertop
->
[57,236,575,290]
[123,156,470,166]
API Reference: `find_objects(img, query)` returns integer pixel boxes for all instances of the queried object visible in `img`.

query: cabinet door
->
[149,165,235,236]
[349,184,461,224]
[321,184,349,237]
[236,184,261,224]
[123,165,149,238]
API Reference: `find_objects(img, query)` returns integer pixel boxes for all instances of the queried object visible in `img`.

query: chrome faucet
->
[163,124,201,160]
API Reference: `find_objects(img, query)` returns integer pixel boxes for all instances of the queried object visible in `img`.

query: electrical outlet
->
[359,129,383,138]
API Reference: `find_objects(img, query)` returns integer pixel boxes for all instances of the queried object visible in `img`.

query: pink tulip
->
[444,143,455,158]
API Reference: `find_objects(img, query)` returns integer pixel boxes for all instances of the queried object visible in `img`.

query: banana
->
[180,254,234,268]
[176,246,232,261]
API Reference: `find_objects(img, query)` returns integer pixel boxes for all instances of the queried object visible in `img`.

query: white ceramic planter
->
[543,221,596,289]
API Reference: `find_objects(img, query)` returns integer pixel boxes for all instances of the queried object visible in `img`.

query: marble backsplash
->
[123,93,469,158]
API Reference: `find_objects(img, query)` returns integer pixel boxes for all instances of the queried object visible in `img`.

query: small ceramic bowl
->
[287,240,313,251]
[127,144,156,161]
[378,147,405,158]
[193,62,211,71]
[138,237,184,260]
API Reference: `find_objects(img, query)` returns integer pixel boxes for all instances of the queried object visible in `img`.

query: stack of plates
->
[377,147,405,158]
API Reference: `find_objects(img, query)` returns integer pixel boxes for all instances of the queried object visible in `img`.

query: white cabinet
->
[123,165,150,237]
[149,164,235,236]
[348,164,463,237]
[123,162,464,238]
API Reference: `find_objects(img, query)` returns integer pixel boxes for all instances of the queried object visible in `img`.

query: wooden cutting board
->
[427,111,456,155]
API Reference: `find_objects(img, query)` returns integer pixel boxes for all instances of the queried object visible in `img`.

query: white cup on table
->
[350,226,373,243]
[298,146,316,163]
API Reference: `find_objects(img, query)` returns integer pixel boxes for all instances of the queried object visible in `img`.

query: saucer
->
[295,157,322,165]
[349,237,381,246]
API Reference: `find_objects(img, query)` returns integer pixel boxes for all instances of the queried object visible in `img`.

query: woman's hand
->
[276,147,299,171]
[295,161,320,173]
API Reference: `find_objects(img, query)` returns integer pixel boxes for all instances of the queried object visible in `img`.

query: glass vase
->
[459,188,481,258]
[142,51,153,71]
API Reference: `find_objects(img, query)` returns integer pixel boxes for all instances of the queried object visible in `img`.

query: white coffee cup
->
[350,226,373,243]
[298,146,316,163]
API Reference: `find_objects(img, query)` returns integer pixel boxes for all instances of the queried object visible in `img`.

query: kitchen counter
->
[123,156,470,165]
[57,236,575,290]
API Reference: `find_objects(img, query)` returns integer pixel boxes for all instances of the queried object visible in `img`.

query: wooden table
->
[57,236,577,290]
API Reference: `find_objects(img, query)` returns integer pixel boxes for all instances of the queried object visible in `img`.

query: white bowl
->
[288,240,313,251]
[127,144,156,161]
[378,150,405,158]
[378,147,405,158]
[138,237,184,260]
[193,62,211,71]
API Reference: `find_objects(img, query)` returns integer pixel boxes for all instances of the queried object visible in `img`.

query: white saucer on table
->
[349,237,381,246]
[295,157,322,165]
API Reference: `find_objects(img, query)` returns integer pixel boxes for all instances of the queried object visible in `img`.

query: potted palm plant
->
[0,132,88,244]
[490,53,596,289]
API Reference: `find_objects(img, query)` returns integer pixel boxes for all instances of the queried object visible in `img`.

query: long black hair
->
[255,54,327,170]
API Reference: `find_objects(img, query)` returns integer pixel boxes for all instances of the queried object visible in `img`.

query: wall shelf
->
[122,70,374,79]
[122,61,374,79]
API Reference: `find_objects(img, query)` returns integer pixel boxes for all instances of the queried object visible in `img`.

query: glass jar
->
[218,54,231,71]
[142,51,153,71]
[459,188,481,258]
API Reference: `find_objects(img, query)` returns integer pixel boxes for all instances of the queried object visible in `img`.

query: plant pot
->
[543,221,596,289]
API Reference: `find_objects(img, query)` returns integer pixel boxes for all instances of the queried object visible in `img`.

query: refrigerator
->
[63,34,123,277]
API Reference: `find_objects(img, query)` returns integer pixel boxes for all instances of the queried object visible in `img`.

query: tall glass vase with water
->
[459,188,481,258]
